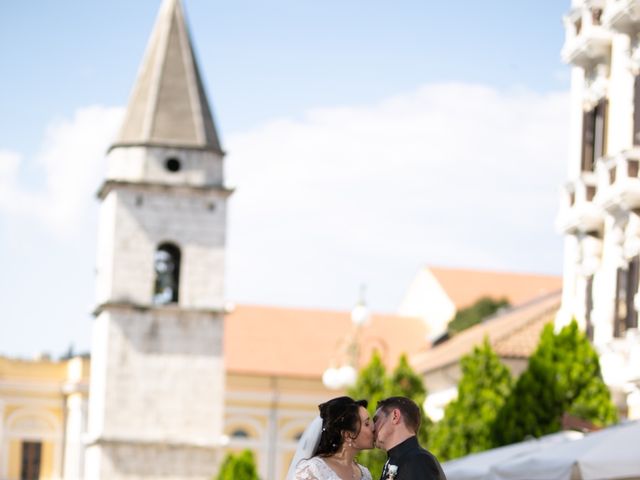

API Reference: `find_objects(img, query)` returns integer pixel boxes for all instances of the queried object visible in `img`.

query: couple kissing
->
[286,396,447,480]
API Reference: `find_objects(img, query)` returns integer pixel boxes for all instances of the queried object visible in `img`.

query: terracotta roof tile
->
[410,290,561,373]
[224,305,429,378]
[493,311,553,358]
[429,267,562,310]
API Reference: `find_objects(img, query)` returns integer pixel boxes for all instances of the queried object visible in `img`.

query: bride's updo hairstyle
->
[315,396,368,456]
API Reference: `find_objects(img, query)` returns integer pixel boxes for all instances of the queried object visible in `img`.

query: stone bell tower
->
[84,0,231,477]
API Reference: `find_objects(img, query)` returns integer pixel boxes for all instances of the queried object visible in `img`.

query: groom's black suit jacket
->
[379,436,446,480]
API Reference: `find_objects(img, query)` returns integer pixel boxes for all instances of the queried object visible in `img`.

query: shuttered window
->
[594,99,607,159]
[20,441,41,480]
[627,256,639,331]
[582,109,595,171]
[614,267,627,338]
[633,75,640,145]
[614,257,640,338]
[582,99,608,172]
[585,275,594,341]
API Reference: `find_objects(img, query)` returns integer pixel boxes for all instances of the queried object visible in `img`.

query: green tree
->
[429,339,513,461]
[215,449,260,480]
[348,351,430,478]
[448,297,510,334]
[493,320,618,446]
[388,354,432,447]
[349,349,388,409]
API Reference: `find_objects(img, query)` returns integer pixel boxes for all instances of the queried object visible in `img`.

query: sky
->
[0,1,572,358]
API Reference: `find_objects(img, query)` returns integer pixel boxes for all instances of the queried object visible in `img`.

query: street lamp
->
[351,300,371,327]
[322,292,371,390]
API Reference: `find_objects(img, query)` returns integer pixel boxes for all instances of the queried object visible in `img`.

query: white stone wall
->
[95,193,117,306]
[84,442,219,480]
[608,33,634,154]
[106,146,224,187]
[85,309,225,479]
[592,215,623,347]
[87,310,224,444]
[557,235,579,329]
[87,311,109,440]
[568,66,585,179]
[397,268,455,340]
[62,393,87,480]
[95,186,226,309]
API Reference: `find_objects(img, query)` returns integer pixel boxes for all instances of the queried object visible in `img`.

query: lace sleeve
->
[358,463,373,480]
[294,459,321,480]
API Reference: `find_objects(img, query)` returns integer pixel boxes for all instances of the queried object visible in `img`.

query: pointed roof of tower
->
[111,0,223,153]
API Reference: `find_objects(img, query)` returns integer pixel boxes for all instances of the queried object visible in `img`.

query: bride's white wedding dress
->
[285,416,373,480]
[294,456,373,480]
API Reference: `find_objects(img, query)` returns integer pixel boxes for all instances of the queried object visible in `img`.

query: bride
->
[286,396,374,480]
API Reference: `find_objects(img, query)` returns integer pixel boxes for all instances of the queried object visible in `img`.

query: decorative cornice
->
[107,141,226,156]
[96,179,234,199]
[92,300,226,317]
[84,434,224,449]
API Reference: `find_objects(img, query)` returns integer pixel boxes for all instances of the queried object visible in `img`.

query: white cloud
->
[0,106,124,237]
[0,84,570,314]
[225,82,570,311]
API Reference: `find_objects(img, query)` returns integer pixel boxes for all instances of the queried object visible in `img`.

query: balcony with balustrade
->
[596,149,640,210]
[562,2,612,68]
[557,172,604,234]
[603,0,640,34]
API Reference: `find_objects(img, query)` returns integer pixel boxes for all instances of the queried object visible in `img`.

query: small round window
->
[165,157,181,172]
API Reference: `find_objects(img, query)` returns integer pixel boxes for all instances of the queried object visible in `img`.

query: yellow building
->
[0,355,89,480]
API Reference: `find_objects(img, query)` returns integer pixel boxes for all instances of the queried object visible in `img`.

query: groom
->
[373,396,446,480]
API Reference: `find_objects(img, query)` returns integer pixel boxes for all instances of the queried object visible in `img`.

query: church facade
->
[556,0,640,418]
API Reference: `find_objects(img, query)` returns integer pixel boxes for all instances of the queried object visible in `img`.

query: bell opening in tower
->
[153,243,181,305]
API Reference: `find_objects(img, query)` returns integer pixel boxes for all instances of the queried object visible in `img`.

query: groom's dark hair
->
[376,396,421,433]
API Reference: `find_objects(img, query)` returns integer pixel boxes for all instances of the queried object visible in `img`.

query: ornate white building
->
[556,0,640,418]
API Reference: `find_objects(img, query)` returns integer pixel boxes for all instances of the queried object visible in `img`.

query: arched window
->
[231,428,249,438]
[153,243,181,305]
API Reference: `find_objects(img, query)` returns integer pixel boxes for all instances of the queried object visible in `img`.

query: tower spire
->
[111,0,223,153]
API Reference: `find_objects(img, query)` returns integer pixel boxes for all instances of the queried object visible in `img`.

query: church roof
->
[111,0,223,153]
[224,305,429,378]
[410,290,562,373]
[428,266,562,310]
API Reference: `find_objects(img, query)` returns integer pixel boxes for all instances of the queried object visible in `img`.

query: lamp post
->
[322,292,371,390]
